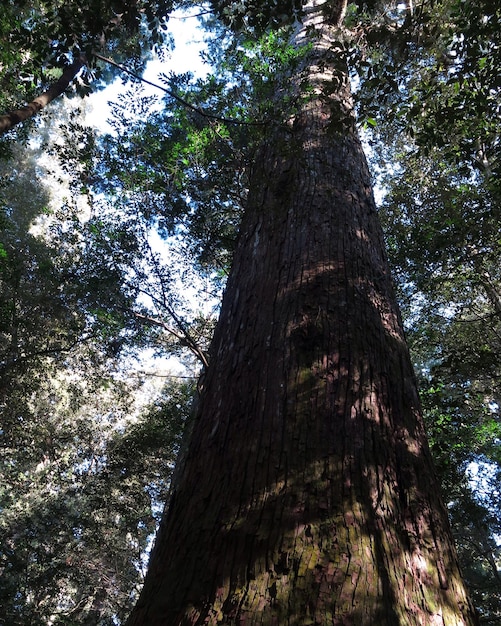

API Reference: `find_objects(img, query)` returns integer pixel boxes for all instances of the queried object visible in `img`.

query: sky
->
[83,10,213,380]
[87,10,208,131]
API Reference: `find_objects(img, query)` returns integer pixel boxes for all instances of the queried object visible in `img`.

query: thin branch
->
[169,10,214,19]
[92,52,268,127]
[130,308,209,368]
[130,309,185,340]
[139,240,211,369]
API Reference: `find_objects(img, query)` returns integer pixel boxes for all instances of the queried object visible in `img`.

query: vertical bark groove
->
[126,2,478,624]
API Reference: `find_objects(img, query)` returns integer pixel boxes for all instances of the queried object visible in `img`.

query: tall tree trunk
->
[127,2,478,624]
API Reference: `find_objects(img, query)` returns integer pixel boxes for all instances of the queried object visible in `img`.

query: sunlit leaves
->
[0,356,192,625]
[0,0,176,139]
[356,0,501,179]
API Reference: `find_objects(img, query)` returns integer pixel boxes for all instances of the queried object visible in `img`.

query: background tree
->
[0,108,198,624]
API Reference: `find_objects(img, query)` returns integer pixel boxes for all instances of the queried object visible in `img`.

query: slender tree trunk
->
[127,2,478,624]
[0,57,85,135]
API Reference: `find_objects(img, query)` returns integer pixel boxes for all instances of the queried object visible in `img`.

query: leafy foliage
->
[1,0,501,622]
[354,0,500,179]
[0,0,179,139]
[377,127,501,626]
[0,119,194,624]
[1,358,191,625]
[210,0,304,32]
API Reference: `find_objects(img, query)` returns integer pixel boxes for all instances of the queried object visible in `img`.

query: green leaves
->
[0,126,198,624]
[363,0,500,178]
[1,362,192,625]
[0,0,177,136]
[211,0,304,33]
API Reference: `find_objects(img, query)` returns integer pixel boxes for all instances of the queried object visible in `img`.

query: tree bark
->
[127,1,478,624]
[0,57,85,135]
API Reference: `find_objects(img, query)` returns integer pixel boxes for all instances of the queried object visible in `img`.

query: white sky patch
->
[467,460,499,503]
[87,11,208,132]
[133,347,196,381]
[80,11,215,382]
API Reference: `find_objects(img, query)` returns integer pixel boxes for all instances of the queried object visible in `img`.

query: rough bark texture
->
[127,2,478,624]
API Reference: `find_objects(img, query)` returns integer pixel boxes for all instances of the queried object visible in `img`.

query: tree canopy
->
[0,0,500,623]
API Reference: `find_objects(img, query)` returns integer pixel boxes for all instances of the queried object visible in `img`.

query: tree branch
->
[129,309,209,368]
[92,52,268,127]
[0,57,86,135]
